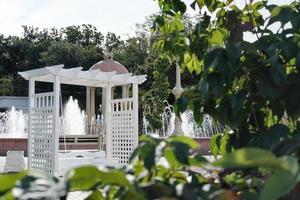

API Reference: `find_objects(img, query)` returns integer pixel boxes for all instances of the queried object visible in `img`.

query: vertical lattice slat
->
[29,92,55,174]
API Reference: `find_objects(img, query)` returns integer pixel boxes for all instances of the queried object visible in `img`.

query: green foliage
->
[152,0,300,150]
[0,76,13,95]
[2,136,300,199]
[0,136,206,199]
[141,58,171,133]
[214,148,299,174]
[210,132,231,157]
[105,32,123,54]
[260,171,300,200]
[1,0,300,199]
[13,172,63,199]
[150,0,300,199]
[0,171,26,196]
[0,21,172,130]
[272,134,300,156]
[62,24,104,47]
[214,147,300,200]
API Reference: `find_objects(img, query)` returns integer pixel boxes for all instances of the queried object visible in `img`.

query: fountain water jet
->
[0,107,27,138]
[62,96,86,135]
[0,97,102,137]
[143,102,224,138]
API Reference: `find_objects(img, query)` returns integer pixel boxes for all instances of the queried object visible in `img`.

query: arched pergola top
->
[18,64,146,87]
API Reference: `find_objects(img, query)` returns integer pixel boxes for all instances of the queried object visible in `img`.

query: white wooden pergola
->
[18,64,146,175]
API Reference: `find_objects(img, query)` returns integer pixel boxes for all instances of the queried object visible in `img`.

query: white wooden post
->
[102,88,106,120]
[28,78,35,169]
[86,86,91,123]
[105,85,112,163]
[111,87,115,99]
[53,75,60,175]
[122,85,127,98]
[132,83,139,147]
[91,87,96,119]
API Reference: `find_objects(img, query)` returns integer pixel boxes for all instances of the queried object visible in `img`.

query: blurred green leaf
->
[14,173,62,199]
[0,171,27,194]
[174,96,189,116]
[164,147,181,168]
[0,191,14,200]
[167,136,199,149]
[183,52,203,73]
[170,142,190,164]
[67,166,101,191]
[99,170,131,187]
[220,133,231,155]
[141,181,174,199]
[208,29,224,46]
[272,134,300,156]
[260,171,299,200]
[85,190,104,200]
[214,148,298,174]
[210,134,222,157]
[249,124,290,149]
[67,166,130,192]
[188,154,208,166]
[268,6,293,26]
[134,135,158,170]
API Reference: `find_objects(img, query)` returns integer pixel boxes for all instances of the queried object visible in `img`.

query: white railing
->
[59,134,105,150]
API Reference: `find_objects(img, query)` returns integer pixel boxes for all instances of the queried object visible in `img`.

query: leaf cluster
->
[2,136,300,200]
[152,0,300,149]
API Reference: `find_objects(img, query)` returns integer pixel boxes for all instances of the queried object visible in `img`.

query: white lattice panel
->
[111,98,135,164]
[29,92,55,174]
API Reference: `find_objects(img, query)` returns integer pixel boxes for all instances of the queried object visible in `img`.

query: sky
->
[0,0,160,38]
[0,0,293,38]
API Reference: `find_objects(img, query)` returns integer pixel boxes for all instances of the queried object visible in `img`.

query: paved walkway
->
[0,150,107,175]
[0,151,107,200]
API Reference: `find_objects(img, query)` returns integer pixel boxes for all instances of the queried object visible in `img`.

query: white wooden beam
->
[58,67,82,76]
[127,75,147,84]
[19,66,147,86]
[18,68,50,80]
[45,64,64,74]
[111,73,132,82]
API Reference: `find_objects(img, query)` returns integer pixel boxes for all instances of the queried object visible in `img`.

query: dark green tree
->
[0,76,13,95]
[104,32,123,54]
[142,57,171,134]
[153,0,300,150]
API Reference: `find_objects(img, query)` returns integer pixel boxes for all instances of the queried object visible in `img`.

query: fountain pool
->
[0,97,103,156]
[143,102,225,154]
[143,102,224,138]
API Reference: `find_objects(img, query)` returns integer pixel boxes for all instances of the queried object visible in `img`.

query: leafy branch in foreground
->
[152,0,300,151]
[1,136,300,200]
